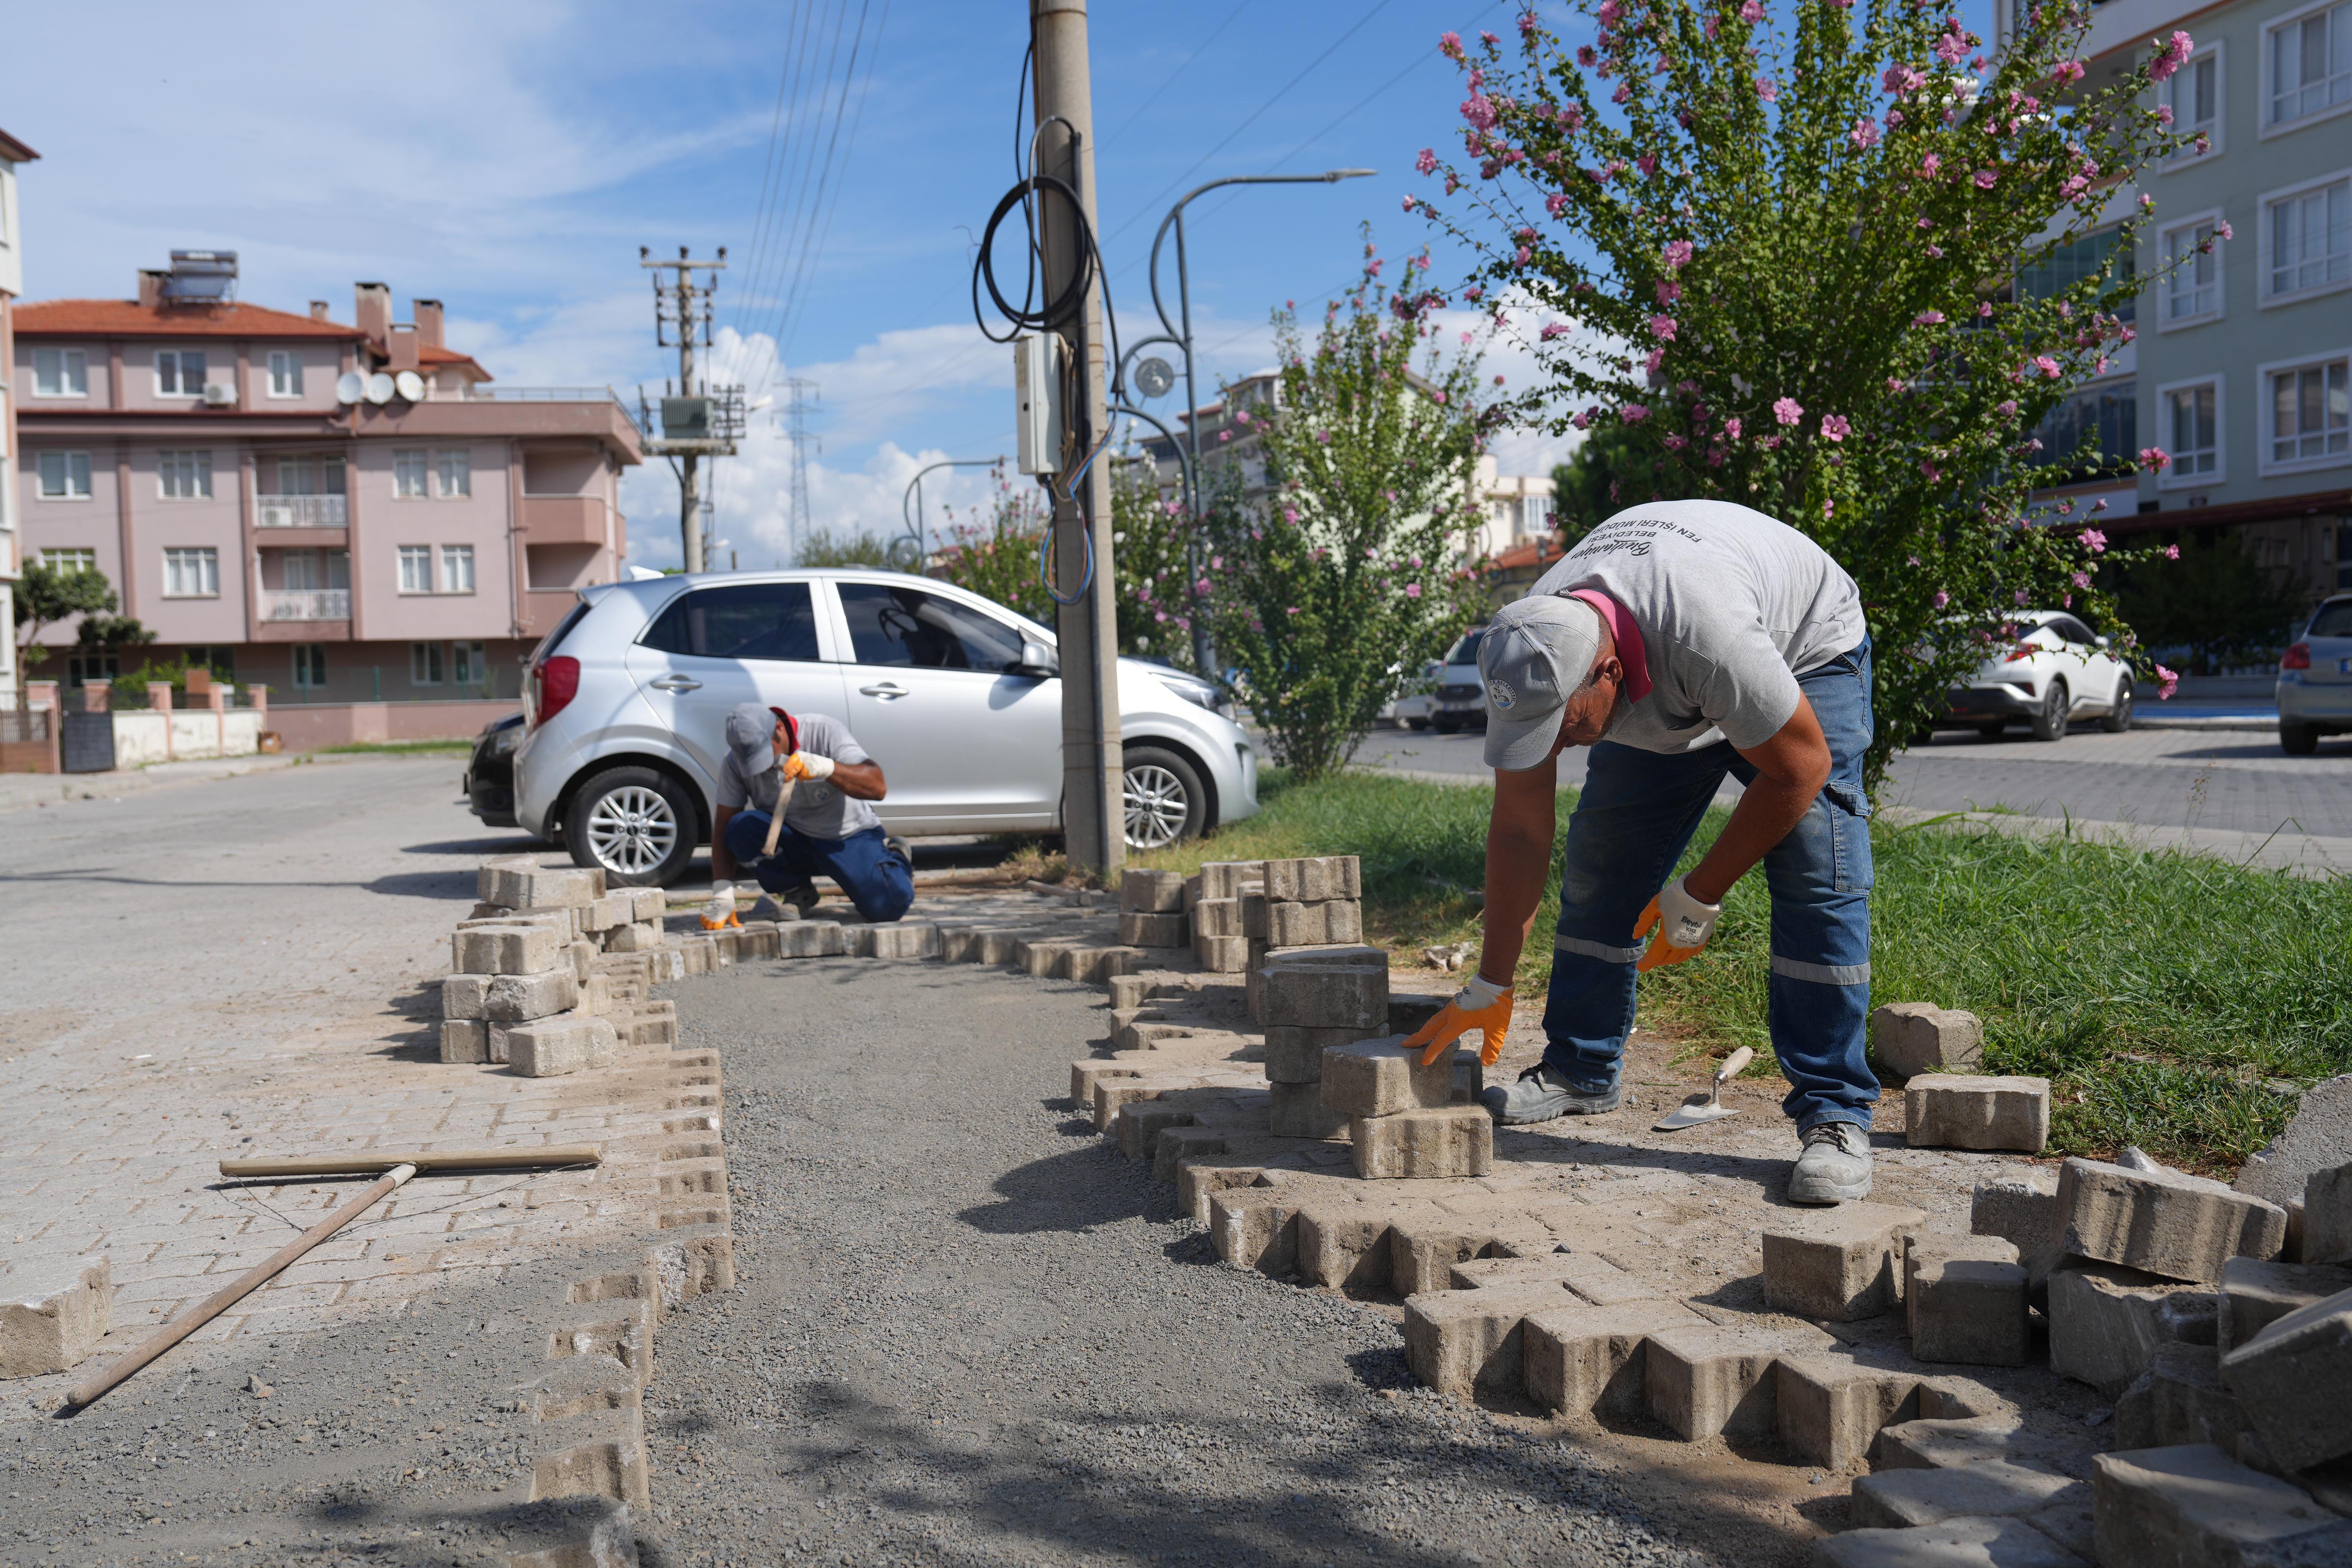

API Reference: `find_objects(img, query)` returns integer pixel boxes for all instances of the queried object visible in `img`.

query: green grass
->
[1143,767,2352,1171]
[314,739,476,755]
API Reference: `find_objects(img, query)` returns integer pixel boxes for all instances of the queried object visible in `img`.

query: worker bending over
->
[706,701,914,926]
[1407,500,1880,1205]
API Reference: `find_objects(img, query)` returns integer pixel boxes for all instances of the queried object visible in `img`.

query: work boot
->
[772,881,821,918]
[1787,1122,1873,1205]
[1482,1063,1621,1125]
[884,835,914,871]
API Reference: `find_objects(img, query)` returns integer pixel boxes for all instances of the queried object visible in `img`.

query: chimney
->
[353,282,391,350]
[138,270,166,308]
[309,300,330,322]
[388,323,419,373]
[413,299,444,350]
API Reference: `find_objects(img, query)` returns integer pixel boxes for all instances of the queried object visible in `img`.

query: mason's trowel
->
[1653,1047,1754,1131]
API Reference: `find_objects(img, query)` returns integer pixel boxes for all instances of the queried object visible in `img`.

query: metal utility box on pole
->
[638,247,741,574]
[1030,0,1123,878]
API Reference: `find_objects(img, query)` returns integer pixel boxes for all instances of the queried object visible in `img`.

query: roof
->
[13,298,365,340]
[0,128,36,164]
[421,343,491,381]
[1489,538,1568,573]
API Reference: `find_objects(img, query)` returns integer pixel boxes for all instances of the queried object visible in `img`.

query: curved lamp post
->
[899,457,1008,575]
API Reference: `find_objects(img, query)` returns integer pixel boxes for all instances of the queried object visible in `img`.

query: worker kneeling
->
[1406,499,1879,1206]
[706,700,914,926]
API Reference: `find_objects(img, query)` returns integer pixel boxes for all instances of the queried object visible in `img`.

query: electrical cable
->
[770,0,888,365]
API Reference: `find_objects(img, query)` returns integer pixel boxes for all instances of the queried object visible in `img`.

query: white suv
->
[512,570,1258,884]
[1939,610,2135,741]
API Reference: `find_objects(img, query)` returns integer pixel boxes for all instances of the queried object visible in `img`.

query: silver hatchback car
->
[511,569,1259,884]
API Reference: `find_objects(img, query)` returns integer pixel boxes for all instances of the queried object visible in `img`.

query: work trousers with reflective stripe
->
[1541,638,1878,1131]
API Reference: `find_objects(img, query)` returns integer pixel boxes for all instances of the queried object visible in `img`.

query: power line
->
[773,0,891,365]
[745,0,863,360]
[733,1,826,337]
[1096,0,1251,151]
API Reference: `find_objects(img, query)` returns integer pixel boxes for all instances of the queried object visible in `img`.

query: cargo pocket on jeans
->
[1822,780,1874,894]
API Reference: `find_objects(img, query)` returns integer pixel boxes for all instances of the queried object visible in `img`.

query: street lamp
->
[1114,169,1375,675]
[899,457,1008,576]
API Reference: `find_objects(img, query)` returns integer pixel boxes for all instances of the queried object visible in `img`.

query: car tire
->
[1407,718,1430,731]
[565,765,697,887]
[2282,723,2321,756]
[2029,681,2069,742]
[1433,715,1463,734]
[1122,745,1207,851]
[1976,720,2008,740]
[2100,680,2134,733]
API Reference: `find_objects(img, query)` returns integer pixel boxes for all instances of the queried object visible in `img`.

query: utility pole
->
[638,247,740,573]
[783,378,821,560]
[1031,0,1124,878]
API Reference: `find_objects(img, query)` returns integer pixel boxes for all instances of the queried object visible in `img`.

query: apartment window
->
[2163,45,2222,161]
[162,547,219,598]
[2161,218,2222,325]
[266,350,304,399]
[436,448,471,498]
[281,548,349,590]
[441,543,476,594]
[32,347,88,397]
[292,644,328,689]
[451,639,485,686]
[2034,381,2137,479]
[276,454,346,495]
[410,641,444,686]
[67,652,119,688]
[2162,381,2222,481]
[2016,227,2136,322]
[398,544,434,594]
[154,349,207,398]
[2267,354,2351,467]
[42,547,98,573]
[35,450,92,499]
[393,449,429,498]
[2269,0,2352,129]
[2266,176,2351,299]
[157,450,213,499]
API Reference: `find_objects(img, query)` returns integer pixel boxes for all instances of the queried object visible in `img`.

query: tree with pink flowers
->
[1409,1,2212,781]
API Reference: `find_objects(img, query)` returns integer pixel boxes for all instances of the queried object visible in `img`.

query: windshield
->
[1443,630,1485,667]
[2309,602,2352,638]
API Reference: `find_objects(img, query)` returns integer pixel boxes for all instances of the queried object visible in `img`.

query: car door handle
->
[649,676,702,692]
[859,682,909,698]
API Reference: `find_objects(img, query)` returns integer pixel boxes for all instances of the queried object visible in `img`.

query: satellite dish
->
[1135,357,1176,399]
[335,371,366,405]
[886,536,923,570]
[393,370,426,403]
[364,372,395,405]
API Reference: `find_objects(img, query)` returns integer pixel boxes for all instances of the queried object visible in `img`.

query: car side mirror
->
[2095,635,2110,648]
[1015,639,1060,679]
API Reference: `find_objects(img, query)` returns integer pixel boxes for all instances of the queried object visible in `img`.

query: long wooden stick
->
[218,1145,601,1179]
[761,777,798,858]
[67,1164,418,1410]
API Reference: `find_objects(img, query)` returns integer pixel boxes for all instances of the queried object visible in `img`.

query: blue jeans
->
[1541,638,1877,1131]
[722,813,915,925]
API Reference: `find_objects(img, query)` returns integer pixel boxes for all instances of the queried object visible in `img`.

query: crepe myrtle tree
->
[1198,235,1501,781]
[1407,1,2213,785]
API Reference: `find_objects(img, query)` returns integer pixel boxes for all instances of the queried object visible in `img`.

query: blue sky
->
[4,0,1991,569]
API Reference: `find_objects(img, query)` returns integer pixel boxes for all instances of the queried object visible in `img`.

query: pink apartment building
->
[11,255,641,724]
[0,126,38,709]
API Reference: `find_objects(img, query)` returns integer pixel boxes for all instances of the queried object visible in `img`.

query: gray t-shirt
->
[1527,500,1864,753]
[715,711,882,840]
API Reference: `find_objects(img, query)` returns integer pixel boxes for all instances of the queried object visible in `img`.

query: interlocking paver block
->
[451,925,564,977]
[1262,856,1360,902]
[1117,911,1187,948]
[1192,933,1249,973]
[2119,1343,2253,1454]
[2215,1256,2352,1352]
[1192,898,1242,937]
[1813,1515,2088,1568]
[1192,861,1266,902]
[2054,1157,2288,1282]
[1120,870,1185,913]
[1905,1075,2050,1153]
[1851,1460,2083,1530]
[1350,1105,1492,1180]
[478,858,598,910]
[1906,1235,2029,1367]
[779,922,846,958]
[0,1255,112,1376]
[483,970,581,1023]
[1321,1036,1454,1117]
[1403,1281,1578,1397]
[1264,1025,1364,1083]
[2305,1160,2352,1266]
[1209,1186,1299,1275]
[1451,1251,1652,1305]
[443,974,490,1020]
[1774,1354,1925,1469]
[1762,1202,1927,1321]
[1295,1195,1423,1291]
[1268,1081,1350,1140]
[1115,1100,1198,1162]
[1642,1321,1838,1440]
[2219,1284,2352,1471]
[1972,1175,2058,1255]
[1152,1125,1229,1187]
[507,1015,620,1078]
[2092,1444,2352,1568]
[440,1020,489,1065]
[1521,1300,1702,1418]
[2047,1262,2214,1397]
[1265,900,1364,947]
[1868,1002,1983,1079]
[1261,962,1387,1031]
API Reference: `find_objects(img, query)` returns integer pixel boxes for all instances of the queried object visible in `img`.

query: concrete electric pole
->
[1030,0,1124,878]
[639,247,740,574]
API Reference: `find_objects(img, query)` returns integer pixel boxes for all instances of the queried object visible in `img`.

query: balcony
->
[256,495,348,529]
[263,589,351,623]
[519,493,607,546]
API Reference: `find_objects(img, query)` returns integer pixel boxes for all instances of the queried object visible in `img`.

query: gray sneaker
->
[1482,1063,1622,1125]
[1788,1122,1874,1205]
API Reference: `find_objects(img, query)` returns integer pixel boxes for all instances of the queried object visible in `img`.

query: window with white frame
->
[154,349,207,397]
[32,347,87,397]
[440,543,476,593]
[35,450,92,498]
[2163,381,2222,480]
[2267,175,2351,298]
[2163,44,2222,160]
[281,548,349,591]
[451,639,486,686]
[157,450,213,499]
[266,350,304,398]
[42,547,98,573]
[162,546,219,598]
[397,544,434,594]
[436,448,471,498]
[2269,0,2352,129]
[2162,219,2222,324]
[2268,354,2351,467]
[292,643,328,689]
[410,642,444,686]
[276,454,346,495]
[393,449,430,498]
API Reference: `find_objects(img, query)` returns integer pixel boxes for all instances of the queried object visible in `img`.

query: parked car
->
[1938,610,2134,741]
[463,712,526,827]
[2277,594,2352,755]
[1430,626,1489,733]
[1387,658,1442,729]
[511,570,1260,884]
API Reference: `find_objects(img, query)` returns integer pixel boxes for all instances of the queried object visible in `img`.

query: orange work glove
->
[782,750,835,784]
[1632,875,1721,973]
[1403,973,1515,1067]
[698,881,742,931]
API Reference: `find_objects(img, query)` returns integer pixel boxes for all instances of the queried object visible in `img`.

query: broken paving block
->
[2220,1284,2352,1472]
[1972,1175,2059,1255]
[1814,1516,2086,1568]
[1120,869,1185,914]
[2121,1343,2253,1454]
[1261,961,1388,1032]
[1351,1105,1491,1180]
[2093,1444,2352,1568]
[1761,1202,1927,1321]
[2216,1256,2352,1352]
[1641,1321,1838,1441]
[2054,1156,2288,1283]
[1403,1282,1579,1398]
[1850,1460,2083,1531]
[0,1255,113,1377]
[483,969,581,1024]
[1262,855,1361,903]
[452,923,564,978]
[1118,911,1188,949]
[1269,1081,1350,1140]
[1265,900,1364,947]
[507,1014,621,1078]
[1321,1036,1455,1117]
[1867,1002,1983,1079]
[1774,1354,1926,1470]
[2305,1161,2352,1267]
[2047,1262,2217,1397]
[1906,1235,2029,1367]
[1115,1100,1198,1162]
[440,1020,489,1065]
[1905,1074,2050,1153]
[1521,1300,1704,1419]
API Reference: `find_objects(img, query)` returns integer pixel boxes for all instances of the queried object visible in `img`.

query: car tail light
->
[2003,643,2038,663]
[2282,643,2312,671]
[532,655,581,726]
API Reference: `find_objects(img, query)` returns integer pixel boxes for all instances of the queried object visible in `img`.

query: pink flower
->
[1577,44,1598,66]
[2150,31,2194,83]
[1663,240,1694,269]
[1772,396,1803,426]
[1979,301,1994,317]
[1723,417,1742,440]
[1820,414,1852,441]
[2163,544,2181,559]
[1439,29,1464,58]
[1850,116,1880,149]
[1401,195,1418,213]
[1920,152,1942,178]
[1996,399,2017,418]
[2155,663,2179,698]
[2137,446,2171,471]
[1757,76,1778,101]
[1546,193,1569,217]
[1656,279,1681,304]
[1281,507,1299,524]
[1462,92,1499,131]
[1663,434,1687,450]
[1540,322,1572,340]
[2215,219,2234,240]
[2071,571,2090,588]
[1622,403,1651,424]
[2053,59,2086,85]
[1405,583,1422,599]
[1644,346,1667,375]
[1739,0,1764,18]
[1973,168,1998,189]
[2034,355,2062,379]
[1914,310,1947,326]
[1571,410,1592,430]
[2014,589,2030,604]
[1649,314,1678,341]
[1636,152,1658,177]
[2081,529,2107,553]
[1431,390,1447,404]
[1596,0,1622,25]
[1416,147,1438,175]
[1933,590,1951,609]
[1315,430,1331,443]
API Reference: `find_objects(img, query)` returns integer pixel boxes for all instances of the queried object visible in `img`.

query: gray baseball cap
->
[1479,593,1604,771]
[725,701,779,777]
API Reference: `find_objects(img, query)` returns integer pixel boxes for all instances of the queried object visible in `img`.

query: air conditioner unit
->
[201,383,237,407]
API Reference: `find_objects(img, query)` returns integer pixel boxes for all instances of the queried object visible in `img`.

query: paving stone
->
[2054,1157,2289,1283]
[1972,1175,2059,1255]
[1261,961,1388,1032]
[1775,1354,1927,1469]
[1152,1125,1230,1186]
[1811,1515,2088,1568]
[479,859,599,910]
[1115,1100,1199,1162]
[1403,1281,1581,1398]
[1120,869,1185,913]
[1241,889,1270,940]
[0,1255,113,1377]
[442,973,492,1020]
[1015,934,1088,976]
[1192,860,1266,902]
[2306,1162,2352,1267]
[1265,899,1364,947]
[1262,855,1360,902]
[1255,1025,1353,1082]
[1295,1195,1426,1291]
[1389,990,1450,1036]
[1321,1036,1455,1117]
[1851,1460,2083,1531]
[1451,1055,1485,1105]
[483,969,581,1023]
[1209,1185,1300,1275]
[2220,1284,2352,1472]
[1874,1413,2036,1471]
[1192,933,1249,973]
[1905,1075,2050,1154]
[1118,911,1188,948]
[778,921,846,958]
[1065,944,1146,984]
[506,1015,621,1078]
[1449,1252,1650,1303]
[1907,1235,2029,1367]
[452,924,565,977]
[1180,1155,1291,1228]
[1763,1202,1929,1321]
[1520,1299,1704,1418]
[2117,1343,2254,1455]
[1352,1105,1492,1180]
[1269,1081,1351,1140]
[1192,897,1242,937]
[1868,1002,1984,1080]
[1390,1214,1501,1297]
[602,920,665,952]
[2217,1257,2352,1352]
[562,938,599,982]
[2093,1443,2352,1568]
[2047,1262,2218,1397]
[843,923,939,960]
[1642,1320,1839,1440]
[979,927,1052,965]
[440,1020,489,1065]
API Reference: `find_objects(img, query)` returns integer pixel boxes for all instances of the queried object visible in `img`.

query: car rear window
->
[640,582,821,661]
[1444,630,1485,666]
[528,601,591,667]
[2309,602,2352,638]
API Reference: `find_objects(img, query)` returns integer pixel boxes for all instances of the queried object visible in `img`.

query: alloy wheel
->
[1123,763,1189,850]
[586,785,679,877]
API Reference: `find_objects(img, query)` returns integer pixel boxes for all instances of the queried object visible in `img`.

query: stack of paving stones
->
[1867,1003,2053,1156]
[1183,860,1261,973]
[1119,868,1191,953]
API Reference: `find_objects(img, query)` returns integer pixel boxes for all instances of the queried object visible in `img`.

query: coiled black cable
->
[972,175,1094,342]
